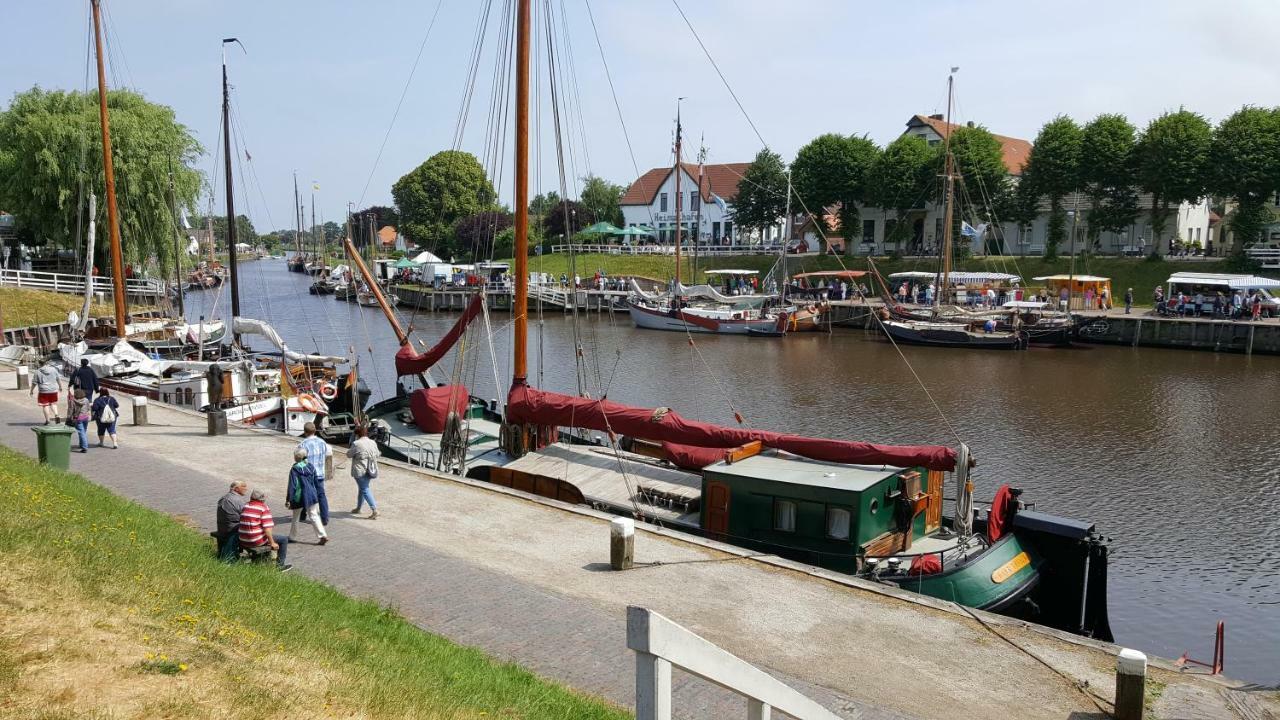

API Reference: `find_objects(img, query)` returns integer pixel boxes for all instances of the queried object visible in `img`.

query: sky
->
[4,0,1279,233]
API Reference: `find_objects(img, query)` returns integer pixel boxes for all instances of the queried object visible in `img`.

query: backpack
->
[100,400,117,424]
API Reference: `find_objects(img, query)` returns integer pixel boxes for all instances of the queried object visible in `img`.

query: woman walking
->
[286,447,328,545]
[67,388,90,453]
[347,425,379,519]
[91,387,120,449]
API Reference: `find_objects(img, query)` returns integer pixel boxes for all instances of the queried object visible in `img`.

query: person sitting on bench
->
[215,481,249,562]
[238,488,292,572]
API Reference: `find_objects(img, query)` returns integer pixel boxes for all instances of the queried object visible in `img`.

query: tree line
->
[731,106,1280,258]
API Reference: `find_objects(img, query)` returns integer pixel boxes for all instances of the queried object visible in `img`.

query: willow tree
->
[0,87,204,275]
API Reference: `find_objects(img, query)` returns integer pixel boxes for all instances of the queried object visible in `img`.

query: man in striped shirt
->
[237,488,292,571]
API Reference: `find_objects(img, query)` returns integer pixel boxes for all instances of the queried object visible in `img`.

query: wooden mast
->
[937,68,957,312]
[673,102,683,288]
[221,38,241,341]
[343,235,408,346]
[90,0,128,338]
[512,0,531,384]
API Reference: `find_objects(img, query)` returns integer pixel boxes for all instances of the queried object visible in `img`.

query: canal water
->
[186,258,1280,684]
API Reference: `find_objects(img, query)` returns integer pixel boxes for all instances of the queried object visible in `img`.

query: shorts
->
[37,392,58,406]
[96,420,117,435]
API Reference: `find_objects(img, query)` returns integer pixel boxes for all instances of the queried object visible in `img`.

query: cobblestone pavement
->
[1,372,1265,719]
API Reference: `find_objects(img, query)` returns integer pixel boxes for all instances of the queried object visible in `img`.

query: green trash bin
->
[32,425,74,470]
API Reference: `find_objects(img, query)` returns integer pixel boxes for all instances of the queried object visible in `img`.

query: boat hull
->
[882,319,1023,349]
[628,301,780,335]
[883,533,1041,612]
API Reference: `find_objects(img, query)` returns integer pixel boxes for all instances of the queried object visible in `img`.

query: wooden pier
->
[1074,310,1280,355]
[394,285,628,314]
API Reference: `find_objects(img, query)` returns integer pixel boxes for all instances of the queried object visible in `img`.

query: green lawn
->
[0,445,625,720]
[504,252,1270,306]
[0,286,155,328]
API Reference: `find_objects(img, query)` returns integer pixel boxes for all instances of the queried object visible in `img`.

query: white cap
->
[610,517,634,538]
[1116,648,1147,675]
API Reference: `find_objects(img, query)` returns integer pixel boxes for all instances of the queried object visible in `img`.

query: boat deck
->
[377,409,510,471]
[503,443,702,527]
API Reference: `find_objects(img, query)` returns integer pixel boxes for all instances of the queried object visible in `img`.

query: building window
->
[862,219,875,245]
[1274,191,1280,207]
[935,217,944,242]
[773,499,797,533]
[660,193,668,212]
[723,221,733,241]
[884,218,897,245]
[1021,223,1034,245]
[826,507,851,540]
[690,191,700,212]
[712,221,721,240]
[927,139,940,147]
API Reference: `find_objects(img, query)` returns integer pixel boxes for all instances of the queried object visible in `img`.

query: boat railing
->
[627,606,842,720]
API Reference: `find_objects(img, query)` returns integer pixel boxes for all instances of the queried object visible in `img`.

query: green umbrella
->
[393,257,420,269]
[581,221,623,235]
[617,225,655,237]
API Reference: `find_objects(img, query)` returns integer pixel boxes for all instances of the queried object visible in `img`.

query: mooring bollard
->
[610,517,634,570]
[132,395,148,426]
[1115,648,1147,720]
[16,365,30,390]
[207,409,228,436]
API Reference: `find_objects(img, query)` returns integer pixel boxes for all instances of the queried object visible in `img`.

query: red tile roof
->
[908,114,1032,175]
[619,162,752,206]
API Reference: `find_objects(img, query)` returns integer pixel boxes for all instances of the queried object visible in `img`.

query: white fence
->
[1246,247,1280,269]
[0,268,167,298]
[550,243,786,257]
[628,606,842,720]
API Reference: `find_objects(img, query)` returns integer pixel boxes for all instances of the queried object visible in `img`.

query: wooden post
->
[1114,648,1146,720]
[132,395,148,426]
[610,517,634,570]
[207,408,227,436]
[16,365,29,390]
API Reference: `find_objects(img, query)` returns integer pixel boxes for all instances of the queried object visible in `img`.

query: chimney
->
[966,121,975,128]
[929,113,944,120]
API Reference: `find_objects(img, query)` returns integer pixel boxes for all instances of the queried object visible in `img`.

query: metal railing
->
[628,606,841,720]
[0,268,167,297]
[1245,246,1280,269]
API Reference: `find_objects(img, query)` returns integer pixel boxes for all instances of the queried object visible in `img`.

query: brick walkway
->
[0,371,1263,720]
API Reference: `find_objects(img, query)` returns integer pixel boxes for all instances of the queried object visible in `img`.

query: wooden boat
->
[881,317,1025,349]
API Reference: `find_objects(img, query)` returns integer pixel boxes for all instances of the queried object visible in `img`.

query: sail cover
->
[395,294,484,375]
[507,383,957,471]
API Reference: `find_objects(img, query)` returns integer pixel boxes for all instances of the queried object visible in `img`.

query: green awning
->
[581,221,623,235]
[393,257,420,269]
[617,225,655,236]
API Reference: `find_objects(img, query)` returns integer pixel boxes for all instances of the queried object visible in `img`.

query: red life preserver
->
[298,393,323,414]
[317,381,338,401]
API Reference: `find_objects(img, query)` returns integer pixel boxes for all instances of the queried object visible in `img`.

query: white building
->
[811,114,1213,257]
[619,162,786,246]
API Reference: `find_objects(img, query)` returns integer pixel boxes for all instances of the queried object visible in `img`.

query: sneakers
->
[349,508,361,514]
[279,564,294,573]
[369,511,378,520]
[318,536,328,546]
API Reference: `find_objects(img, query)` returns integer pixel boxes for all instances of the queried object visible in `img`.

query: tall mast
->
[512,0,531,384]
[781,169,792,299]
[90,0,128,338]
[293,174,302,259]
[310,192,317,266]
[168,162,184,319]
[937,67,957,311]
[221,38,241,338]
[693,136,704,279]
[673,101,684,288]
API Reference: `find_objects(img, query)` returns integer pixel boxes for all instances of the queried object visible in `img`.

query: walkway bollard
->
[207,409,228,436]
[16,365,30,390]
[132,395,148,426]
[1115,648,1147,720]
[610,517,634,570]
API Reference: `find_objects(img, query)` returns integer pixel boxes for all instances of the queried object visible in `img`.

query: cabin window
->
[773,499,797,533]
[184,388,194,406]
[869,498,879,515]
[826,507,851,540]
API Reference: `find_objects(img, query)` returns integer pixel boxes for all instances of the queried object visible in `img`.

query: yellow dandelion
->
[178,663,188,672]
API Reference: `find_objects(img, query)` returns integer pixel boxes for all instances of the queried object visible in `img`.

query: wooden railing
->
[628,606,842,720]
[0,268,167,298]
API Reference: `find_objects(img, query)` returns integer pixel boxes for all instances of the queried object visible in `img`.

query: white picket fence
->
[0,268,167,298]
[550,243,785,257]
[628,606,842,720]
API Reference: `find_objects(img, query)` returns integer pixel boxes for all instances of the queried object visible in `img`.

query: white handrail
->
[0,268,166,297]
[627,606,842,720]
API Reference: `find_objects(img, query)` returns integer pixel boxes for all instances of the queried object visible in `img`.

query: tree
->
[453,210,514,256]
[541,199,594,239]
[729,148,788,235]
[579,176,624,227]
[945,125,1010,251]
[529,191,560,218]
[865,135,933,249]
[391,150,495,255]
[1080,114,1139,250]
[191,214,258,249]
[1021,116,1083,258]
[1134,110,1212,254]
[0,87,203,274]
[1208,106,1280,254]
[791,133,880,252]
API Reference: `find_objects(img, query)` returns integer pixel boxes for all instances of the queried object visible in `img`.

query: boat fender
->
[317,381,339,401]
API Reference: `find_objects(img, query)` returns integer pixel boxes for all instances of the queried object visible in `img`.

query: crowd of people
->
[30,358,119,453]
[211,421,383,571]
[1154,287,1271,320]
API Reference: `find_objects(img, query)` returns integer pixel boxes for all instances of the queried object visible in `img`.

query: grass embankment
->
[0,287,129,328]
[504,253,1271,305]
[0,446,625,720]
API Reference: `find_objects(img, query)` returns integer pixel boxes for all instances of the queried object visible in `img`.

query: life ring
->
[298,393,323,414]
[317,381,339,401]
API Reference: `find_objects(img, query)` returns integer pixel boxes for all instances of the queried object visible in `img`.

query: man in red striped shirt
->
[237,488,292,571]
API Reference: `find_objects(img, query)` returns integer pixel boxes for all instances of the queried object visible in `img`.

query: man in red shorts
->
[30,360,63,425]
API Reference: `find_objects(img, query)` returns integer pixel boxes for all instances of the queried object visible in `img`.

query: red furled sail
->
[409,385,470,433]
[507,383,956,471]
[394,294,484,376]
[986,484,1016,542]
